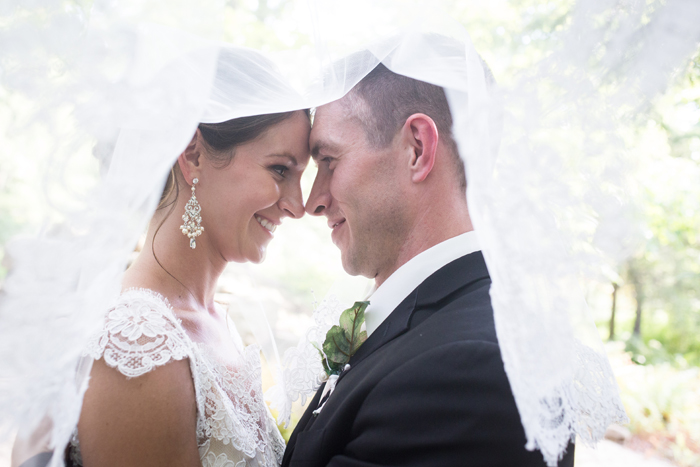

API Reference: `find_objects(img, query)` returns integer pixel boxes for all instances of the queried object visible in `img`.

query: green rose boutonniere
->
[317,301,369,377]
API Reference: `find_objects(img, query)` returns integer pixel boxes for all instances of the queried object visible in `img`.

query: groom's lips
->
[328,218,345,229]
[329,218,346,243]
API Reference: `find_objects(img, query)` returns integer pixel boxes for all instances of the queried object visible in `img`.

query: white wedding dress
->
[67,289,285,467]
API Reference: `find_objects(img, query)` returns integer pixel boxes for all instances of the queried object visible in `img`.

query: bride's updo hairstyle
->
[158,110,308,209]
[159,46,310,209]
[198,112,303,167]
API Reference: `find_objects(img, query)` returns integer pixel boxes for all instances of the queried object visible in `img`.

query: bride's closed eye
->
[270,165,289,176]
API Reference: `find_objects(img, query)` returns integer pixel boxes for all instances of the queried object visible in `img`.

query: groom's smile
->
[306,99,410,283]
[328,218,346,244]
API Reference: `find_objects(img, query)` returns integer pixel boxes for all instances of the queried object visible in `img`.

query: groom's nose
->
[305,168,331,216]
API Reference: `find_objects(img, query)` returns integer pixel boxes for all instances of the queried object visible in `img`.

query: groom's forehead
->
[310,100,367,156]
[314,98,356,123]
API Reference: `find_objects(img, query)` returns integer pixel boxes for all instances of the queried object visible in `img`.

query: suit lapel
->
[339,251,490,384]
[344,290,416,371]
[413,250,490,307]
[284,252,491,467]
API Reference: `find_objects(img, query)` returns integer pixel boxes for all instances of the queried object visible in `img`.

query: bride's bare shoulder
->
[75,288,201,467]
[78,357,200,467]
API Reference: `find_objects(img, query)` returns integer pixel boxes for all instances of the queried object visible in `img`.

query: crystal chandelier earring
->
[180,178,204,249]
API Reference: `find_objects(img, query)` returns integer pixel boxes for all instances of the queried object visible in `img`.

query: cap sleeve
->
[85,289,192,378]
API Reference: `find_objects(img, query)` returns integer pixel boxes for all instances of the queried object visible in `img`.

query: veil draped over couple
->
[6,0,698,466]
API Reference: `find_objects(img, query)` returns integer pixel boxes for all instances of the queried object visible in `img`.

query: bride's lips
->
[255,215,278,236]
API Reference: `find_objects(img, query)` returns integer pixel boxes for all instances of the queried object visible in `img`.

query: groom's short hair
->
[342,63,466,190]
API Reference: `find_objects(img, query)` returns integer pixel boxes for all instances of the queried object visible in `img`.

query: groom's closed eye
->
[319,156,335,167]
[311,141,340,159]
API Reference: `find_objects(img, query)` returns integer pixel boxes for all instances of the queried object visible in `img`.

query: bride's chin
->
[247,246,268,264]
[250,254,266,264]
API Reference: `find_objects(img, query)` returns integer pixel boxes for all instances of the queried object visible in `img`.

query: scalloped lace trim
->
[521,340,629,465]
[83,288,191,377]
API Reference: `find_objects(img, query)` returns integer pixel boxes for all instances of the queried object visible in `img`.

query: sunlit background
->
[1,1,699,466]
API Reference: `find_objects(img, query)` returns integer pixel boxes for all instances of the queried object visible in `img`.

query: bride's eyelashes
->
[270,164,290,177]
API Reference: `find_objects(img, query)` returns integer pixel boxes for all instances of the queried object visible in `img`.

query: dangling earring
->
[180,178,204,249]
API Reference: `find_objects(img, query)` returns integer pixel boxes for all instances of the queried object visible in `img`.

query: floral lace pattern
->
[84,289,192,378]
[75,289,284,467]
[194,344,285,466]
[265,295,345,426]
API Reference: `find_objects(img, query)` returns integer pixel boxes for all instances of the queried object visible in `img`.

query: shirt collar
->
[364,231,480,336]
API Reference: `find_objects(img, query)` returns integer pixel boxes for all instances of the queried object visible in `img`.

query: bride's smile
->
[254,215,278,234]
[182,110,311,265]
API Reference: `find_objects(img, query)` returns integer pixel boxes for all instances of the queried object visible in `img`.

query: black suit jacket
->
[282,252,575,467]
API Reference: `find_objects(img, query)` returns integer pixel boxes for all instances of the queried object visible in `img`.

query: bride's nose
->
[279,183,305,219]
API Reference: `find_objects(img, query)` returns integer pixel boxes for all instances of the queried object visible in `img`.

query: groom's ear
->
[403,113,439,183]
[177,129,203,184]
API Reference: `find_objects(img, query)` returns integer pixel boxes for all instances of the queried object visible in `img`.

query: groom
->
[282,62,576,466]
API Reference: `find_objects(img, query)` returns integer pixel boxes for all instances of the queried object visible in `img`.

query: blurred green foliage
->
[450,0,700,370]
[613,345,700,466]
[617,52,700,367]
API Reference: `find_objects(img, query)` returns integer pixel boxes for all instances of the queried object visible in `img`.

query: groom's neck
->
[373,204,474,287]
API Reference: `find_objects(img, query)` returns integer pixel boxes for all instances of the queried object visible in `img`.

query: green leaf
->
[339,301,368,353]
[323,326,349,364]
[319,301,370,376]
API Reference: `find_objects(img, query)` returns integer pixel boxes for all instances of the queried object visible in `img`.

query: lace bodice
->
[71,289,285,467]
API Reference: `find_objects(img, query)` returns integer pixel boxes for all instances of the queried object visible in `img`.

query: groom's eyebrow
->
[311,141,339,159]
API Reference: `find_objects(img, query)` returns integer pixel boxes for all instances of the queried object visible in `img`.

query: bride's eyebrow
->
[267,153,299,166]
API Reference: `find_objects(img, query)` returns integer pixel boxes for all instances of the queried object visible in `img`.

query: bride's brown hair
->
[158,110,309,210]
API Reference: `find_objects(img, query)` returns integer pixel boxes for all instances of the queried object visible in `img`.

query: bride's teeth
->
[255,216,276,233]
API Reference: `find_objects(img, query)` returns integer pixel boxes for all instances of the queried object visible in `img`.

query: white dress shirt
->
[364,231,481,336]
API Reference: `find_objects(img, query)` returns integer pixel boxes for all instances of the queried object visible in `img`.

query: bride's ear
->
[177,129,203,185]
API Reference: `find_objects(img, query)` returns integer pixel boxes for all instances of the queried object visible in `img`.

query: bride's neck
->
[123,208,226,313]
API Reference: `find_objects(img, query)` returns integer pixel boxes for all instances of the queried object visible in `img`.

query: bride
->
[69,110,310,467]
[8,43,311,466]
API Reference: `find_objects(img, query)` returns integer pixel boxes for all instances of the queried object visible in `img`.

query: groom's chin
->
[339,250,360,277]
[339,251,374,280]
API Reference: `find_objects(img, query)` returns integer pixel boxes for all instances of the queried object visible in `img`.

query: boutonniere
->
[317,301,369,378]
[312,301,369,417]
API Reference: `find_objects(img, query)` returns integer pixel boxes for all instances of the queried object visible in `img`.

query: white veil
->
[0,1,306,465]
[2,0,700,466]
